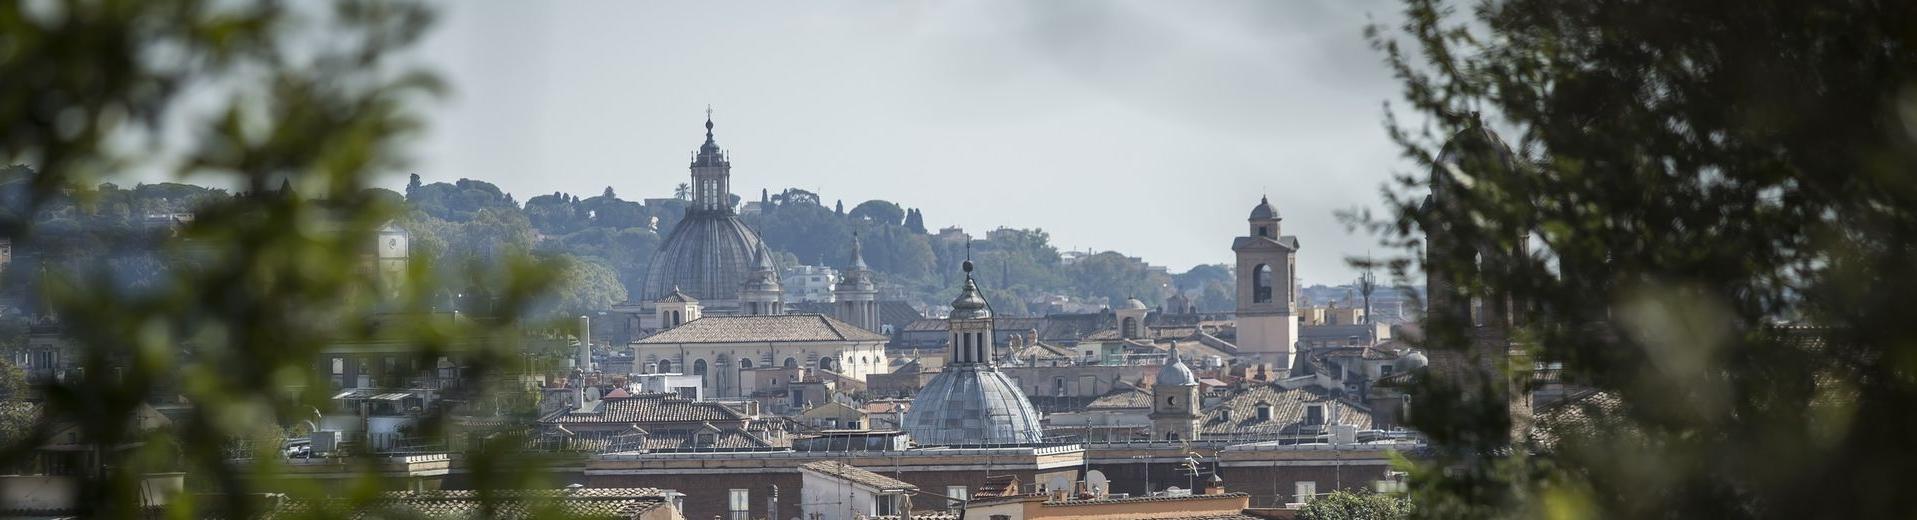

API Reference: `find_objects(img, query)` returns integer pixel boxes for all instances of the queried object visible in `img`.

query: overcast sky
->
[407,0,1412,285]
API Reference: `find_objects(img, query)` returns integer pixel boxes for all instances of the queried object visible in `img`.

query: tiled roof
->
[271,489,671,519]
[1201,384,1372,435]
[799,461,917,490]
[787,301,925,332]
[903,318,948,332]
[1042,492,1250,506]
[1531,389,1624,449]
[1009,341,1074,361]
[655,287,699,303]
[562,426,788,452]
[1086,385,1153,410]
[901,314,1116,343]
[635,314,889,344]
[541,393,744,424]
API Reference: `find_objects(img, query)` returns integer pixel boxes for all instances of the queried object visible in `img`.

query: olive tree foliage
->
[0,1,562,517]
[1359,0,1917,518]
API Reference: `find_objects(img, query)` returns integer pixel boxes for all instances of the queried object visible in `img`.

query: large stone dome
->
[902,260,1046,446]
[902,365,1046,445]
[638,213,775,307]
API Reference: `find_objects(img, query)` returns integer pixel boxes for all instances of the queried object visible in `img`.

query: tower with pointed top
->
[1151,344,1203,441]
[833,235,880,332]
[1233,195,1300,367]
[741,250,785,316]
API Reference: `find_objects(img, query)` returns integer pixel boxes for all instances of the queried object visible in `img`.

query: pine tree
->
[406,173,422,199]
[602,186,615,199]
[835,199,844,216]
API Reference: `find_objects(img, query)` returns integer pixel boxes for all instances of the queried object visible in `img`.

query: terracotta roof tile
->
[541,393,744,424]
[1201,384,1372,435]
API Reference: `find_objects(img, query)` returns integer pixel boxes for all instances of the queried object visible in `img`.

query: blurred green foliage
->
[0,0,580,517]
[1298,490,1412,520]
[1363,0,1917,517]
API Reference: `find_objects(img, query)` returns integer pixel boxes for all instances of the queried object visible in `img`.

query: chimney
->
[577,315,593,372]
[1205,475,1226,495]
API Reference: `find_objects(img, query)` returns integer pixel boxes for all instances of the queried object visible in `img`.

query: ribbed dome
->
[639,213,774,306]
[1157,345,1198,386]
[1249,195,1279,220]
[903,365,1045,445]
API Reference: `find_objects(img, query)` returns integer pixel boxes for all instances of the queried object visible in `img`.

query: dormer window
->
[1256,403,1273,422]
[1305,404,1325,426]
[697,433,716,446]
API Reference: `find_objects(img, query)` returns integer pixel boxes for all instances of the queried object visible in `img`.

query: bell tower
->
[1232,196,1300,367]
[833,234,880,332]
[1150,345,1203,441]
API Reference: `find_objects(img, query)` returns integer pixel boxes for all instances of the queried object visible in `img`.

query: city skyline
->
[406,0,1409,282]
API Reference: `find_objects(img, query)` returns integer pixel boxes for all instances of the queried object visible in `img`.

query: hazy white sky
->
[407,0,1413,284]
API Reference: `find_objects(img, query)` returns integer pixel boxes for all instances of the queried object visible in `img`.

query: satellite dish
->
[1046,476,1071,494]
[1086,470,1109,493]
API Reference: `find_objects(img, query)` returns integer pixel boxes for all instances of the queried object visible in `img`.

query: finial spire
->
[704,105,715,138]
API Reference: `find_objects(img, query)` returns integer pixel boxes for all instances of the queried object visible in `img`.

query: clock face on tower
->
[381,235,406,258]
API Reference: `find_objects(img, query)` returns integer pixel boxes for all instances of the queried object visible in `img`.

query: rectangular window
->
[728,489,749,520]
[1295,481,1317,503]
[946,486,968,510]
[1306,404,1325,426]
[876,493,900,517]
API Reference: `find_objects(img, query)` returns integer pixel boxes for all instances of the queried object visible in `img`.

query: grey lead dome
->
[901,365,1046,446]
[1248,195,1279,220]
[1156,344,1198,387]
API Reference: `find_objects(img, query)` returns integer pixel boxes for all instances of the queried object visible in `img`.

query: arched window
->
[819,357,836,371]
[693,359,707,376]
[656,359,672,373]
[1253,264,1274,303]
[783,357,798,369]
[739,358,753,369]
[1121,317,1139,339]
